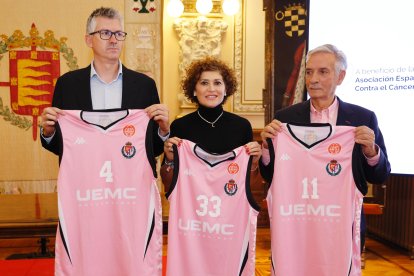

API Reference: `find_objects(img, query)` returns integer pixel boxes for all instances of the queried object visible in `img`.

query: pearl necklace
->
[197,110,224,128]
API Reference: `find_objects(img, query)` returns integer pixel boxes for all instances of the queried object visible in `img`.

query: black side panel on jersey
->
[57,123,63,165]
[165,144,179,199]
[245,156,261,212]
[58,221,72,264]
[352,144,368,195]
[145,119,157,178]
[143,212,155,258]
[238,244,249,276]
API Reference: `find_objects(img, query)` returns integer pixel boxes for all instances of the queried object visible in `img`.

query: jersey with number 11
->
[267,123,365,276]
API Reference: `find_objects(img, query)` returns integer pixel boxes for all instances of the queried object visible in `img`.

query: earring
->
[193,91,196,96]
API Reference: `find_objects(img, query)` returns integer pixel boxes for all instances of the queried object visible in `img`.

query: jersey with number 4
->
[267,123,365,276]
[166,139,260,276]
[55,109,162,276]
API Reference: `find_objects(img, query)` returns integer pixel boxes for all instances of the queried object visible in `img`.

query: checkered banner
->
[273,0,309,111]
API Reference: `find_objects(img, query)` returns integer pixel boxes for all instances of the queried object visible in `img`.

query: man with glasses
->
[39,7,167,276]
[40,7,169,156]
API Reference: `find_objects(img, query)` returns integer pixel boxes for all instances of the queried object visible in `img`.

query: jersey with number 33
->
[166,139,260,276]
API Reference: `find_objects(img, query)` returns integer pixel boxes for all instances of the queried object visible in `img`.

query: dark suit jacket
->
[41,65,164,156]
[271,97,391,185]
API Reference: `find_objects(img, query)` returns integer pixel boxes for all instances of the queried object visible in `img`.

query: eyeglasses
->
[89,29,127,41]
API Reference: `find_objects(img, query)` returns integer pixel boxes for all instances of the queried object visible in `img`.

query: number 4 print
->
[100,161,113,183]
[301,177,319,199]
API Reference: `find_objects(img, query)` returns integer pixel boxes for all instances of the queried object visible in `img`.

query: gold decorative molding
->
[182,0,223,17]
[233,1,264,113]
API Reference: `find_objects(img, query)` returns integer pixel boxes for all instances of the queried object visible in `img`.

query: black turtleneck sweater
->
[170,105,253,154]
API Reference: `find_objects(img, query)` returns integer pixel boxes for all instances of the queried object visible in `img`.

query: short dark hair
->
[86,7,123,34]
[181,57,238,105]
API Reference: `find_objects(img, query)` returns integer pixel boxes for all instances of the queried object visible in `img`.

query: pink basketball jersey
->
[55,110,162,276]
[267,123,364,276]
[166,140,260,276]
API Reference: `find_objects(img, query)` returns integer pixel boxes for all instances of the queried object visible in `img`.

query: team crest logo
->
[328,143,341,154]
[121,141,136,158]
[326,160,341,176]
[224,179,238,196]
[275,4,307,37]
[227,162,239,174]
[123,125,136,137]
[0,23,78,140]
